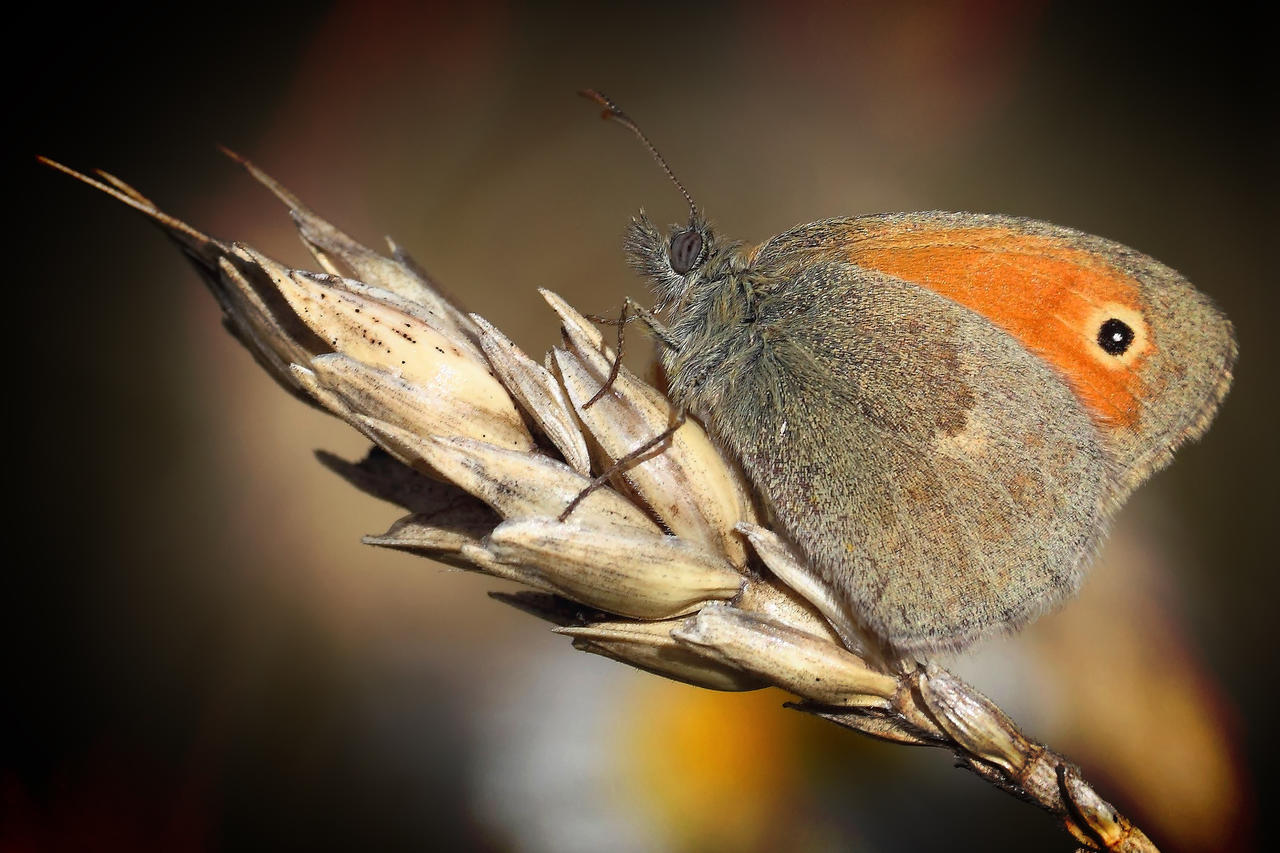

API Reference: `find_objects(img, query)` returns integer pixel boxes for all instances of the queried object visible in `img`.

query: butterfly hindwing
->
[686,258,1110,653]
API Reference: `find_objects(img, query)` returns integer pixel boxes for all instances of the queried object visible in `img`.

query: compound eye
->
[669,230,703,275]
[1097,318,1135,356]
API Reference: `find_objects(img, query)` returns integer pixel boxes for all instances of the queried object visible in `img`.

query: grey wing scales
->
[707,262,1109,655]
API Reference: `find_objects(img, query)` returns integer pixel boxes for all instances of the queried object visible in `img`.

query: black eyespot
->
[669,230,703,275]
[1097,318,1135,356]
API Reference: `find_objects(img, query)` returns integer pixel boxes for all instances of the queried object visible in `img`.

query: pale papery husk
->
[39,152,1162,853]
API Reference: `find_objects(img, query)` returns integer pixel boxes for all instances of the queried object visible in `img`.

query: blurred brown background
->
[11,2,1274,851]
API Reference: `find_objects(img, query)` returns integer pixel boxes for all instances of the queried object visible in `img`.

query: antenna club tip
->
[578,88,618,118]
[577,89,699,217]
[217,144,248,164]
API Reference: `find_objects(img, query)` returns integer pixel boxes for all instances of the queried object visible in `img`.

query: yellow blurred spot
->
[616,680,800,852]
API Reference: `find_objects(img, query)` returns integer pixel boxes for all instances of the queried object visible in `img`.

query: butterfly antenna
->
[579,89,698,221]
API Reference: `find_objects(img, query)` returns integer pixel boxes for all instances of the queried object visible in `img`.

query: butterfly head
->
[625,211,726,313]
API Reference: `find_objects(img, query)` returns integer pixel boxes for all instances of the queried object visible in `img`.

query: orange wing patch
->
[844,225,1152,429]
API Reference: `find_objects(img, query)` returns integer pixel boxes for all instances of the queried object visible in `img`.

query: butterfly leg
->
[622,296,678,348]
[558,411,687,522]
[584,301,636,409]
[562,297,685,521]
[585,297,677,409]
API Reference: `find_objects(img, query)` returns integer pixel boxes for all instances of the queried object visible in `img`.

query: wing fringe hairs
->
[42,153,1159,853]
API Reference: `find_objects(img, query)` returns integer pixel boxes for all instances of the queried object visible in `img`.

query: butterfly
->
[586,90,1236,657]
